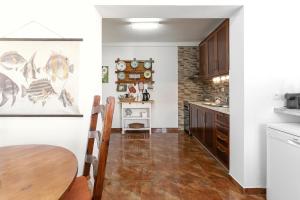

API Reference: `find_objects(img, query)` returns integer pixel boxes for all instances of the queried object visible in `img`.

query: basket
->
[128,123,144,129]
[119,96,135,102]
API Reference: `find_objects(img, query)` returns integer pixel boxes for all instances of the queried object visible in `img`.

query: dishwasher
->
[267,123,300,200]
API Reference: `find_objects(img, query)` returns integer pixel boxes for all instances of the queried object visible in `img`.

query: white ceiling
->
[98,5,242,43]
[96,6,241,18]
[103,18,224,43]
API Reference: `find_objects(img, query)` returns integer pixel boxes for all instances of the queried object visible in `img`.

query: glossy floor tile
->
[102,132,265,200]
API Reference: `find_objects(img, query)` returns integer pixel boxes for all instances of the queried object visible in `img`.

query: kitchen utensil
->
[142,89,150,101]
[117,72,126,80]
[136,92,143,101]
[116,61,126,71]
[138,82,144,92]
[128,84,136,93]
[147,83,154,90]
[144,70,152,79]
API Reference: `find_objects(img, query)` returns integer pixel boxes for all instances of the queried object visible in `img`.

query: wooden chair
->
[63,95,115,200]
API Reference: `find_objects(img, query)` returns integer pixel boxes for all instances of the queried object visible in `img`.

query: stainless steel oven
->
[184,101,190,134]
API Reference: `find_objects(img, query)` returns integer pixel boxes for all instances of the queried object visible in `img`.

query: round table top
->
[0,145,78,200]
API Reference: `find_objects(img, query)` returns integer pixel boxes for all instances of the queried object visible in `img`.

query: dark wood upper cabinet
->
[199,19,229,79]
[207,33,218,77]
[199,41,208,78]
[217,20,229,75]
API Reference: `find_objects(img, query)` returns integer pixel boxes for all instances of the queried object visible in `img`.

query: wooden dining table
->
[0,145,78,200]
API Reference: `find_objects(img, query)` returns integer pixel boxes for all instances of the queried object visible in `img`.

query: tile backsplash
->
[178,46,229,130]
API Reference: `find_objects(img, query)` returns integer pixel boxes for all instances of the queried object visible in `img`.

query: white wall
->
[102,45,178,128]
[0,1,102,175]
[229,8,245,186]
[243,1,300,187]
[231,4,300,188]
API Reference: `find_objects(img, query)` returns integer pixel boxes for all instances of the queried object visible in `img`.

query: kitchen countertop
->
[189,101,230,115]
[267,123,300,137]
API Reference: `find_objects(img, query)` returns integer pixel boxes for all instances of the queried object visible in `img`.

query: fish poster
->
[0,39,81,115]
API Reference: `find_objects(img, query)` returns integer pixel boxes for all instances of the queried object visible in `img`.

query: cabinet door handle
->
[217,133,228,142]
[217,144,227,153]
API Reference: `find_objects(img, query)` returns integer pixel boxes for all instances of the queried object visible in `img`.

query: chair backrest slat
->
[85,154,97,164]
[82,95,115,200]
[88,130,102,148]
[93,97,115,200]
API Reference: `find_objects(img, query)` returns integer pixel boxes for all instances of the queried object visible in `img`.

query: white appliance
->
[267,123,300,200]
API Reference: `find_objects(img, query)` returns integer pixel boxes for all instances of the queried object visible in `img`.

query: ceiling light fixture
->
[131,22,159,30]
[129,18,161,30]
[128,18,161,23]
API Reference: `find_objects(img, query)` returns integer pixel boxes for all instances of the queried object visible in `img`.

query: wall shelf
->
[115,70,154,74]
[115,58,154,85]
[274,107,300,117]
[116,80,154,84]
[123,117,150,120]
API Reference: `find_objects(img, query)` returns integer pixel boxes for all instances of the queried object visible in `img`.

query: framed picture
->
[102,66,109,83]
[116,84,127,92]
[0,38,83,117]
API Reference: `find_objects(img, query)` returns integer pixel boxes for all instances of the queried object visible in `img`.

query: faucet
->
[225,96,229,105]
[215,97,222,104]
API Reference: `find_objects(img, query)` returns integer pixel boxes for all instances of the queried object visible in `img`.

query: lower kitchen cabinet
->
[197,107,205,143]
[190,104,198,139]
[189,104,230,169]
[204,110,215,153]
[215,113,229,168]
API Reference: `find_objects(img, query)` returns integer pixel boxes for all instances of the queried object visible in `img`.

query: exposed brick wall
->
[178,46,229,130]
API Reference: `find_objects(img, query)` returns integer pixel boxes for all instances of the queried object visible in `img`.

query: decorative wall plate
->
[116,61,126,71]
[144,61,152,69]
[131,60,139,68]
[117,72,126,80]
[144,70,152,79]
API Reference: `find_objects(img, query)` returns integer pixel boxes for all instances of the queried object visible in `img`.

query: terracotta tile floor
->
[102,132,266,200]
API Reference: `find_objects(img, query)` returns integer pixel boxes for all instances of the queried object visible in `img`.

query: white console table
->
[120,101,153,134]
